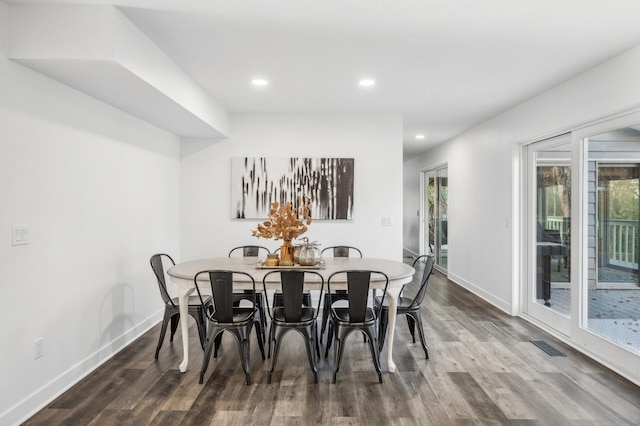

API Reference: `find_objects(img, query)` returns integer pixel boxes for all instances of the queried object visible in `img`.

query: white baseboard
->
[446,272,512,315]
[402,247,419,258]
[3,311,162,426]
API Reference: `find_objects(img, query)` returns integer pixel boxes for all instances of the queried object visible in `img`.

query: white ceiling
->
[8,0,640,159]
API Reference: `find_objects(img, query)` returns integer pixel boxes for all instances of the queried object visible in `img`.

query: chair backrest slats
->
[194,270,257,324]
[333,246,350,257]
[346,271,371,322]
[243,246,258,257]
[327,270,388,324]
[281,271,305,321]
[321,245,362,258]
[150,253,176,307]
[228,245,270,257]
[410,255,435,308]
[263,270,324,322]
[209,271,234,322]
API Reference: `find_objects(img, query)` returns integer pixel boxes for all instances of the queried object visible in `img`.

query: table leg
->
[176,283,194,373]
[385,287,401,373]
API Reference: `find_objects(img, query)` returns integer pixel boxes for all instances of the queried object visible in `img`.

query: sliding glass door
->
[524,135,572,335]
[584,130,640,353]
[422,166,448,271]
[522,115,640,384]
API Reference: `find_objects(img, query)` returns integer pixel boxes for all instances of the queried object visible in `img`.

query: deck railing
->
[604,219,638,268]
[545,217,567,234]
[546,217,638,268]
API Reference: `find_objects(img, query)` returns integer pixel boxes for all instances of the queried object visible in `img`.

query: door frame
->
[522,133,573,337]
[419,163,448,272]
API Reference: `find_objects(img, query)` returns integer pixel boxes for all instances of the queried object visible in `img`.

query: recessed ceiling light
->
[416,134,425,139]
[251,78,269,86]
[358,79,375,87]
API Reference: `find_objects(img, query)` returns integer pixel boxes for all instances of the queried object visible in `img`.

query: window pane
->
[586,127,640,353]
[535,146,571,314]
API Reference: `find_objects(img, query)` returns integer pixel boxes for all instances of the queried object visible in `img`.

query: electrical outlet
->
[34,338,43,359]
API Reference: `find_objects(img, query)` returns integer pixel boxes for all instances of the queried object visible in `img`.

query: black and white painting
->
[231,157,354,220]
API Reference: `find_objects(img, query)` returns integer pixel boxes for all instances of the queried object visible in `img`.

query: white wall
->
[402,158,421,257]
[0,3,182,424]
[403,43,640,315]
[181,112,404,261]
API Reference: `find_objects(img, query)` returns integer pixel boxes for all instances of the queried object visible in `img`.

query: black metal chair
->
[319,246,363,341]
[375,255,434,359]
[193,270,265,385]
[150,254,211,360]
[321,246,362,258]
[228,245,270,343]
[324,270,389,383]
[228,245,271,257]
[268,245,313,308]
[262,270,324,383]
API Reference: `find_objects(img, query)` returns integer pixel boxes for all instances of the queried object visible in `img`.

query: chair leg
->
[406,314,416,343]
[258,294,267,343]
[200,328,218,384]
[320,296,330,342]
[213,333,223,358]
[268,321,275,359]
[302,325,319,384]
[249,292,267,344]
[268,325,286,384]
[243,337,252,385]
[409,311,429,359]
[333,327,348,384]
[230,328,252,385]
[314,322,321,359]
[193,309,207,350]
[155,312,171,360]
[255,320,266,360]
[378,309,388,352]
[169,314,180,342]
[324,321,334,359]
[364,326,382,383]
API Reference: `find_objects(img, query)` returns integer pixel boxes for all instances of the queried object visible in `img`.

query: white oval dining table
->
[168,256,415,374]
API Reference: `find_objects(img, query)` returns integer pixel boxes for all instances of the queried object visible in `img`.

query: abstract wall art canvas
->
[231,157,354,220]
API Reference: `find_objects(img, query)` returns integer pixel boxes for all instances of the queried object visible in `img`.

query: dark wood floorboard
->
[22,264,640,425]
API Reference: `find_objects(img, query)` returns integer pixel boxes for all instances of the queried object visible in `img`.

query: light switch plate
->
[12,225,29,245]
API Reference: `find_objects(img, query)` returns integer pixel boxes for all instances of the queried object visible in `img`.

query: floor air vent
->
[530,340,566,357]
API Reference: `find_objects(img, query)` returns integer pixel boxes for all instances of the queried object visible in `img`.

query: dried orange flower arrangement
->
[251,196,312,262]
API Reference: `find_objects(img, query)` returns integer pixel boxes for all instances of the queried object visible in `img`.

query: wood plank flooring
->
[23,263,640,425]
